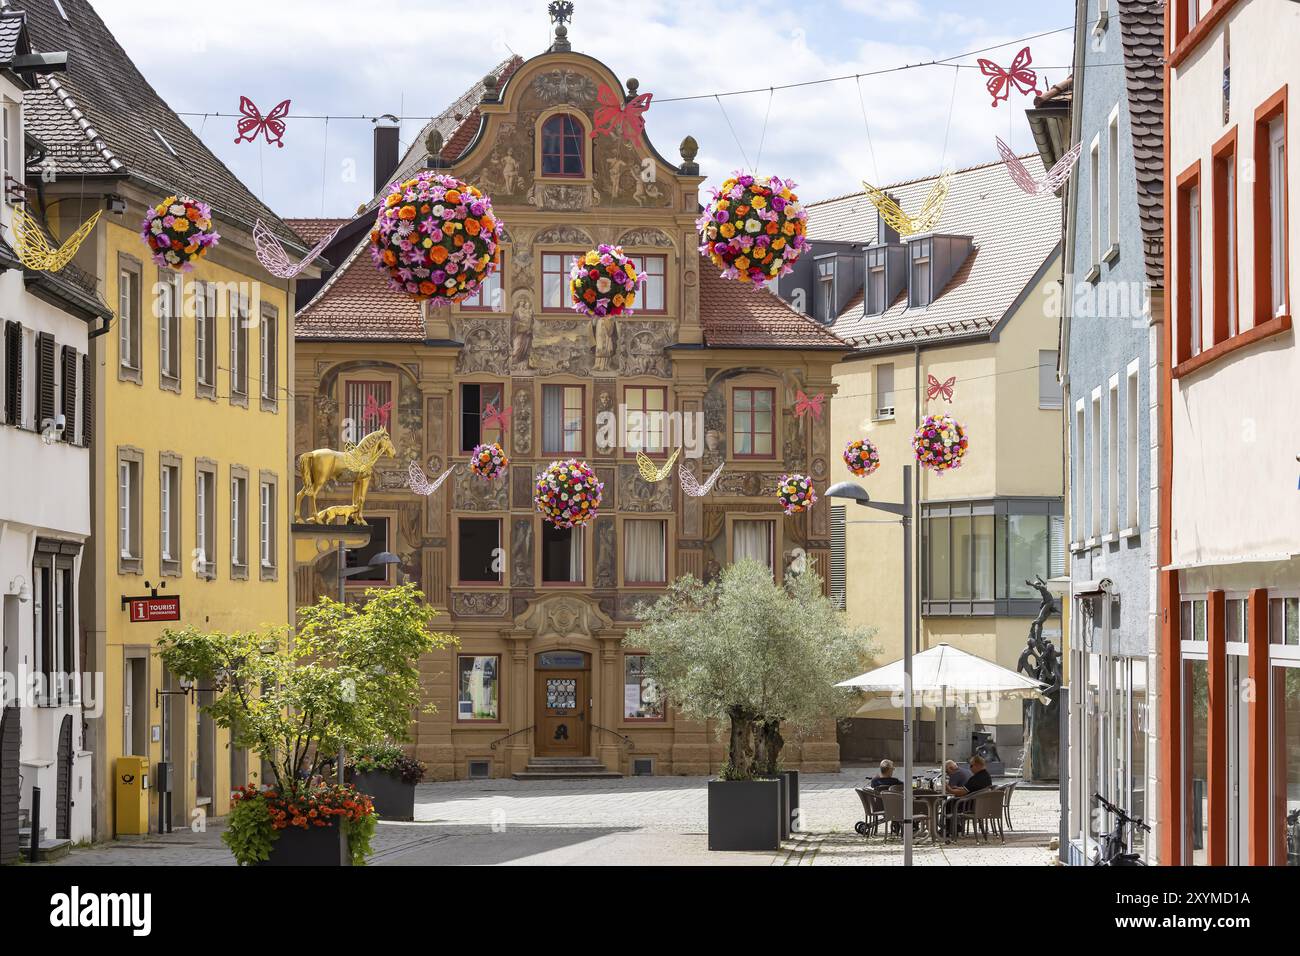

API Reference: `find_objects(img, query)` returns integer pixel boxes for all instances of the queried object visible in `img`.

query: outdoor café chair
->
[963,788,1005,844]
[1000,779,1018,831]
[854,787,885,837]
[879,788,931,842]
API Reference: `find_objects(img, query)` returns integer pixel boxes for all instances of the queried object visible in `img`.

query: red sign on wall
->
[125,596,181,623]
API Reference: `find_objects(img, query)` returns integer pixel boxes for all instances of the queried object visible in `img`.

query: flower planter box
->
[707,779,782,852]
[257,818,350,867]
[350,769,416,822]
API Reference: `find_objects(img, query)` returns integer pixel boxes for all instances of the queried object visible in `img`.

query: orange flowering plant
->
[158,583,456,864]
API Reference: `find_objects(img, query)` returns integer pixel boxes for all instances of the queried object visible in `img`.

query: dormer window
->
[816,259,836,322]
[541,114,585,177]
[909,239,932,309]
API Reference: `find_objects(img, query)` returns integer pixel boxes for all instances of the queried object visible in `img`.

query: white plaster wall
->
[1168,1,1300,574]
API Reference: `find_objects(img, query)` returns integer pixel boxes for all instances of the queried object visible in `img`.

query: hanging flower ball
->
[696,172,810,284]
[534,459,604,529]
[369,171,503,304]
[843,438,881,477]
[913,413,969,474]
[469,442,508,481]
[141,195,220,272]
[777,473,817,515]
[569,244,638,317]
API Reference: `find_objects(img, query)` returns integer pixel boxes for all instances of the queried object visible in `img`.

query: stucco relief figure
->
[605,155,629,197]
[500,151,521,195]
[593,314,617,372]
[294,427,397,523]
[1017,575,1062,782]
[510,291,536,370]
[633,175,664,207]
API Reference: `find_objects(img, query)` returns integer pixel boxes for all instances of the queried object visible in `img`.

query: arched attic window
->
[540,113,585,177]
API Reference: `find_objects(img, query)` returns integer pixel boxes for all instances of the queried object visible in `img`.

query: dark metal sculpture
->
[1017,575,1061,781]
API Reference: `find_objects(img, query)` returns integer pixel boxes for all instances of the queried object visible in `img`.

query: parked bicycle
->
[1093,793,1150,866]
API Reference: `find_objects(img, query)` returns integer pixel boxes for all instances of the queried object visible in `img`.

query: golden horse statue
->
[295,428,397,524]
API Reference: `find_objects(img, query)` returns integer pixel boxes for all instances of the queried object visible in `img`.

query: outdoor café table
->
[912,790,945,844]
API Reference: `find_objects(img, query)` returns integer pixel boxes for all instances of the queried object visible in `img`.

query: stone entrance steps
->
[513,756,623,781]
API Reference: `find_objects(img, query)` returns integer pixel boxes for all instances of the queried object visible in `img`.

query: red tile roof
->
[698,257,849,349]
[295,236,424,341]
[285,217,349,247]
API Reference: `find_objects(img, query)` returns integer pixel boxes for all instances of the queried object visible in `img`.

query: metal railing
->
[488,725,534,751]
[590,723,633,749]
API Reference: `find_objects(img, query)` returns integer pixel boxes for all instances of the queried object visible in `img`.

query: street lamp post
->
[335,548,402,785]
[827,464,915,866]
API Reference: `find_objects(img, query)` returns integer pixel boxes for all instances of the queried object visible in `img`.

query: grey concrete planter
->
[258,818,350,866]
[707,779,782,851]
[350,769,416,822]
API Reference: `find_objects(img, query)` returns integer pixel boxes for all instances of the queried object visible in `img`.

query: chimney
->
[373,114,401,196]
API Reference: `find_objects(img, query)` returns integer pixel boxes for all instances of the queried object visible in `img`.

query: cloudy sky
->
[94,0,1077,219]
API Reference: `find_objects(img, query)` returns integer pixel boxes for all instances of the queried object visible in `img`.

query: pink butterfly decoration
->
[253,218,341,279]
[995,138,1084,197]
[926,375,956,403]
[976,47,1040,107]
[590,84,653,144]
[408,461,456,497]
[794,390,825,421]
[482,402,512,432]
[680,462,725,498]
[234,96,290,147]
[364,394,392,429]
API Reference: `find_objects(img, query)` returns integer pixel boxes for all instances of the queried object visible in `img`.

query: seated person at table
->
[945,755,993,838]
[944,759,971,794]
[870,759,903,790]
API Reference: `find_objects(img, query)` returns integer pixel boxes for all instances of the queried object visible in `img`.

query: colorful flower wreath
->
[912,413,969,474]
[777,473,817,515]
[469,441,508,481]
[843,438,881,477]
[569,244,638,317]
[141,195,220,272]
[369,171,503,303]
[534,459,604,529]
[697,173,810,283]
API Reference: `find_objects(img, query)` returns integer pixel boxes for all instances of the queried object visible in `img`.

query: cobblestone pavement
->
[47,769,1060,866]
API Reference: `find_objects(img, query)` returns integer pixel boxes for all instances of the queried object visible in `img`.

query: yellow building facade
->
[800,159,1068,766]
[20,0,311,838]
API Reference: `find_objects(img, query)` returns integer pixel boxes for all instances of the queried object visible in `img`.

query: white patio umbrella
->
[837,643,1049,793]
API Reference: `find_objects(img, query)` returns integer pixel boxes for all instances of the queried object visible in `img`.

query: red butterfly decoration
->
[363,393,392,429]
[482,402,512,433]
[590,84,653,145]
[976,47,1040,107]
[234,96,290,148]
[926,375,956,403]
[794,390,825,421]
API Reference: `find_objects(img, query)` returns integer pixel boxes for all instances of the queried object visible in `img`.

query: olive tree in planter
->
[631,560,875,850]
[157,583,456,865]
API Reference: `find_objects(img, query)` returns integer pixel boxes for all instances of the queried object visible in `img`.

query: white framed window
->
[1073,399,1086,544]
[1267,116,1287,317]
[1090,389,1102,541]
[1108,376,1120,537]
[1189,186,1202,355]
[161,463,177,561]
[259,306,278,404]
[259,480,274,568]
[119,460,138,558]
[1038,349,1062,409]
[909,241,931,308]
[1090,134,1102,267]
[867,262,886,316]
[1225,158,1238,336]
[230,473,247,569]
[1,100,12,208]
[1107,107,1120,251]
[229,290,248,398]
[627,255,667,312]
[118,266,141,372]
[159,272,182,382]
[196,464,217,578]
[1126,361,1139,531]
[875,363,895,420]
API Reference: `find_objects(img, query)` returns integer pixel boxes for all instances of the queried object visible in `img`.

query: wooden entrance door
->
[535,670,587,757]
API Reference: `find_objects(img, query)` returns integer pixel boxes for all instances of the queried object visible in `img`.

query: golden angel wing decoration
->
[11,207,103,272]
[636,447,681,483]
[861,170,951,238]
[408,461,456,496]
[679,462,725,498]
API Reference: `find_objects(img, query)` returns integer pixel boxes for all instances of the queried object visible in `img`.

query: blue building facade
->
[1042,0,1166,863]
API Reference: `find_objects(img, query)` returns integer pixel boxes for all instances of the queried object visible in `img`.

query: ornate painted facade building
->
[292,37,850,779]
